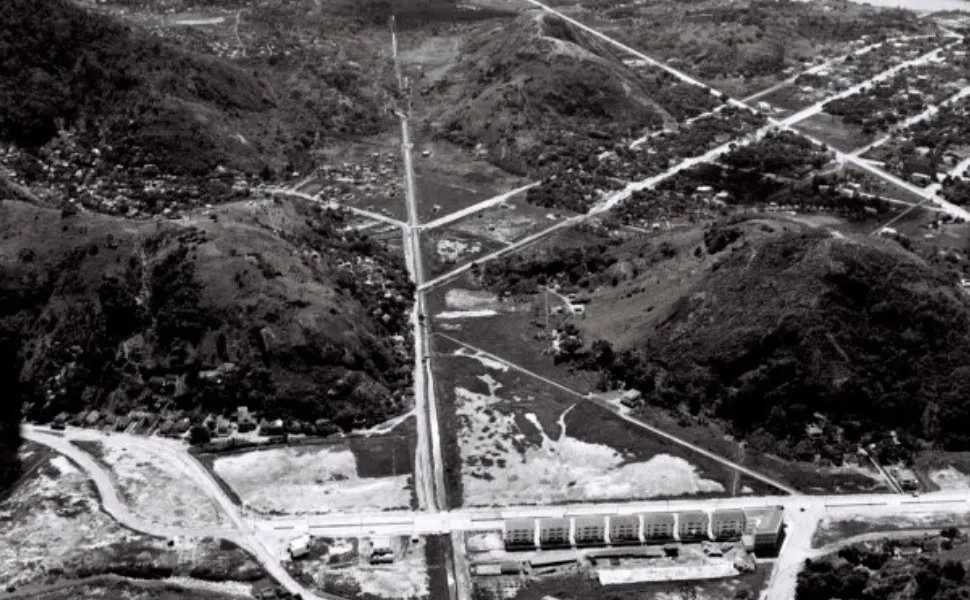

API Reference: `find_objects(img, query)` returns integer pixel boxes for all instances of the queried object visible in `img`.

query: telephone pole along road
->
[391,21,447,514]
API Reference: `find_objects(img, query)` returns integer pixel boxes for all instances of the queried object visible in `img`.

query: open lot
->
[795,112,876,153]
[0,447,138,588]
[811,512,970,549]
[69,433,228,529]
[286,535,429,600]
[472,562,771,600]
[914,451,970,492]
[411,135,531,224]
[432,337,737,507]
[212,432,414,515]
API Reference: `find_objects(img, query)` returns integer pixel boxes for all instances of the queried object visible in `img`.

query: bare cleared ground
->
[213,445,411,515]
[930,467,970,490]
[812,511,970,549]
[455,366,723,506]
[289,536,429,599]
[0,449,142,587]
[70,432,227,528]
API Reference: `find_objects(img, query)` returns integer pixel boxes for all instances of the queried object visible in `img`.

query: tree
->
[188,425,211,445]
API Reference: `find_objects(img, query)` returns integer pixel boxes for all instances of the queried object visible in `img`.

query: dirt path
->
[433,332,799,496]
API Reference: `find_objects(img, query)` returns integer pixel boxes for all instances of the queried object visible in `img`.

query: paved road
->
[398,109,440,513]
[267,187,407,228]
[23,426,344,600]
[418,181,540,231]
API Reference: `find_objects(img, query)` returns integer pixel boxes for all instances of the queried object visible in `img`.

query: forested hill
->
[623,225,970,461]
[0,0,389,178]
[0,190,415,437]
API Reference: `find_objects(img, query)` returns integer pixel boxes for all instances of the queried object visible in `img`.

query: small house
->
[288,535,310,559]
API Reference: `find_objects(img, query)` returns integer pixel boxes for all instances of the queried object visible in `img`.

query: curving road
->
[22,426,344,600]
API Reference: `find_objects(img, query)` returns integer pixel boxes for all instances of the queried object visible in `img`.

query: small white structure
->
[288,534,311,559]
[369,536,395,564]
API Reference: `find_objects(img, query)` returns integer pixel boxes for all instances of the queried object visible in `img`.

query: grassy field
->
[410,131,529,224]
[431,335,747,507]
[811,514,970,549]
[795,113,877,153]
[420,227,506,279]
[631,408,887,495]
[8,577,259,600]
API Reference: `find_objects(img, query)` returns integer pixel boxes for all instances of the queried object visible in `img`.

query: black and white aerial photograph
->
[5,0,970,598]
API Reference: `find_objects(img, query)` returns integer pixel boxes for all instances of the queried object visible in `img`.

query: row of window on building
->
[503,507,784,556]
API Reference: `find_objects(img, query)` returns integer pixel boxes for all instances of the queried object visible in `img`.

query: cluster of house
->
[287,535,393,564]
[502,506,785,557]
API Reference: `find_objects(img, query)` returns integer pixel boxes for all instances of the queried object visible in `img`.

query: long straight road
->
[418,181,540,231]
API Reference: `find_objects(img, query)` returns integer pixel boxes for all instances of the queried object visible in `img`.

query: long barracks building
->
[503,506,784,556]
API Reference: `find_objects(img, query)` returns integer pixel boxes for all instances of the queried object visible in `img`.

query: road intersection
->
[18,7,970,600]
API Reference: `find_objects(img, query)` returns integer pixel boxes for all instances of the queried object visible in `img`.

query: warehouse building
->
[504,518,537,551]
[743,506,785,556]
[538,517,571,549]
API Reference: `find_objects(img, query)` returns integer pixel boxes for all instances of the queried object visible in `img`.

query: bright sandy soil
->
[456,371,723,506]
[930,466,970,490]
[436,309,498,319]
[444,288,501,310]
[213,446,411,514]
[0,452,140,587]
[437,238,481,263]
[452,347,509,371]
[328,538,428,598]
[88,434,227,528]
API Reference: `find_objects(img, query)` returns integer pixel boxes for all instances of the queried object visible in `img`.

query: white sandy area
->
[50,455,79,475]
[0,455,139,587]
[457,375,723,506]
[437,238,481,263]
[436,309,498,319]
[453,347,509,371]
[163,577,254,597]
[930,466,970,491]
[213,446,411,514]
[303,537,428,599]
[85,434,226,528]
[444,288,501,310]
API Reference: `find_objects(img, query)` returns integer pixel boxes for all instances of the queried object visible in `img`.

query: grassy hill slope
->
[618,223,970,461]
[423,12,718,174]
[0,0,388,178]
[0,191,414,432]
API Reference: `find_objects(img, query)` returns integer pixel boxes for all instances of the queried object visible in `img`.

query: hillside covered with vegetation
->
[0,189,414,433]
[620,226,970,461]
[0,0,388,178]
[480,218,970,463]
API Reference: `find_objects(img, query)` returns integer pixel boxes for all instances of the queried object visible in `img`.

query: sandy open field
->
[79,433,228,528]
[455,369,723,506]
[0,449,140,587]
[930,467,970,491]
[213,445,411,514]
